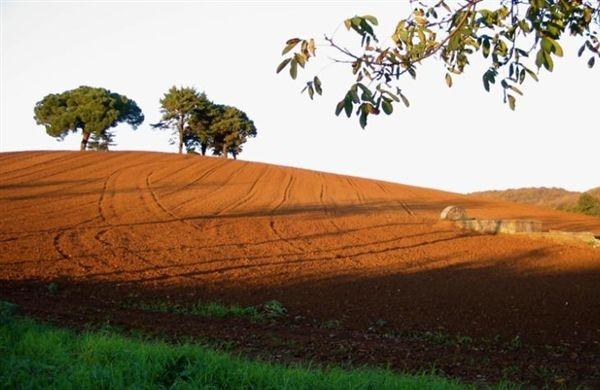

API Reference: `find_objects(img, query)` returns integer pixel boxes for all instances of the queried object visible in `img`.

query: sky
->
[1,1,598,194]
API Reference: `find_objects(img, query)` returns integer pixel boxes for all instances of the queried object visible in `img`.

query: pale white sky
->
[1,1,598,193]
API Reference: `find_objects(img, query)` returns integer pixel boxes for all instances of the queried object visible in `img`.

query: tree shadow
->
[3,245,599,346]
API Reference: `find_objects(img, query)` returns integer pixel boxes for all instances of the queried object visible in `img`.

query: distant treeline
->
[473,187,600,218]
[33,86,256,159]
[563,193,600,217]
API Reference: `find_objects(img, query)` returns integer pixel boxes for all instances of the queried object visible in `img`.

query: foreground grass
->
[0,316,482,389]
[128,298,287,322]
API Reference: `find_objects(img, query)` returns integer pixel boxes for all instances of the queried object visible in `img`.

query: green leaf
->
[335,101,344,116]
[382,100,393,115]
[357,83,373,101]
[543,51,554,71]
[282,39,300,55]
[507,94,516,111]
[482,39,491,58]
[589,56,596,68]
[552,39,563,57]
[509,85,523,96]
[542,37,563,57]
[276,58,291,74]
[407,67,416,79]
[540,37,553,53]
[483,74,490,92]
[400,93,410,108]
[349,88,360,104]
[535,49,544,69]
[519,68,526,84]
[363,15,378,25]
[290,59,298,79]
[314,76,322,95]
[359,114,367,129]
[344,98,353,118]
[524,66,539,82]
[516,48,529,58]
[518,20,531,33]
[308,85,314,100]
[294,53,306,68]
[445,73,453,88]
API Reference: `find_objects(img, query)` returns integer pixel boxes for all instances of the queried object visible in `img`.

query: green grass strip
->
[0,315,485,389]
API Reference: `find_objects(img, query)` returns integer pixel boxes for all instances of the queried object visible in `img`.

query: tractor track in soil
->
[2,151,600,387]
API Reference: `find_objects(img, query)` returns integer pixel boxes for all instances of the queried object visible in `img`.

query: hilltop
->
[471,186,600,213]
[2,151,600,385]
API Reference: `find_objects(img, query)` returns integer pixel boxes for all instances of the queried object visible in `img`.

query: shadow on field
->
[3,247,600,346]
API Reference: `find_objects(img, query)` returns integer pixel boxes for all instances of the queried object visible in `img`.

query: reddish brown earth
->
[2,151,600,386]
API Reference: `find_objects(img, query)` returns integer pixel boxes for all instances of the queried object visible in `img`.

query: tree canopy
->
[209,105,257,159]
[184,95,222,156]
[569,193,600,216]
[277,0,599,128]
[153,86,205,154]
[154,86,257,158]
[33,86,144,150]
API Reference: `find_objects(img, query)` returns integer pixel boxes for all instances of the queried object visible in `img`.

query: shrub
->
[571,193,600,217]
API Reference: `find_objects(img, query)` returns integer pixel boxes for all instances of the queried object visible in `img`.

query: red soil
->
[1,151,599,384]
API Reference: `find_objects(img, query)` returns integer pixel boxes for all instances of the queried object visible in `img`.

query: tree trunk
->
[201,143,207,156]
[178,114,184,154]
[80,132,90,151]
[221,143,228,158]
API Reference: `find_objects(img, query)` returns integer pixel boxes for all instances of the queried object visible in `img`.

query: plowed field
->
[2,151,599,385]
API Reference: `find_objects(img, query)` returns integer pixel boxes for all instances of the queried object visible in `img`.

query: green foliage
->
[184,94,221,155]
[278,0,600,127]
[86,130,115,151]
[33,86,144,149]
[262,300,287,318]
[153,86,205,154]
[569,193,600,216]
[154,86,257,158]
[209,105,257,159]
[47,282,59,295]
[132,299,263,322]
[0,317,473,389]
[0,301,18,324]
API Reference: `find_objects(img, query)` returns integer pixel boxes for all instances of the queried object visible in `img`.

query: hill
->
[471,186,600,213]
[587,186,600,198]
[1,151,600,385]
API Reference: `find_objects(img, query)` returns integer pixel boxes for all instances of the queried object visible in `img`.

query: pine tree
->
[153,86,204,154]
[209,106,257,159]
[33,86,143,150]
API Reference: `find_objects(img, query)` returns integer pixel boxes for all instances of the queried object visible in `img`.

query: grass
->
[128,298,289,323]
[0,314,486,389]
[132,299,265,321]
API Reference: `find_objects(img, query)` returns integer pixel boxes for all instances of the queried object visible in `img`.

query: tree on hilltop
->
[154,86,257,158]
[209,105,257,159]
[184,95,221,155]
[570,193,600,216]
[154,86,205,154]
[277,0,599,128]
[33,86,144,150]
[87,130,115,151]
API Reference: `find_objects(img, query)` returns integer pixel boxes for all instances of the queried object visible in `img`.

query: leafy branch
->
[277,0,600,128]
